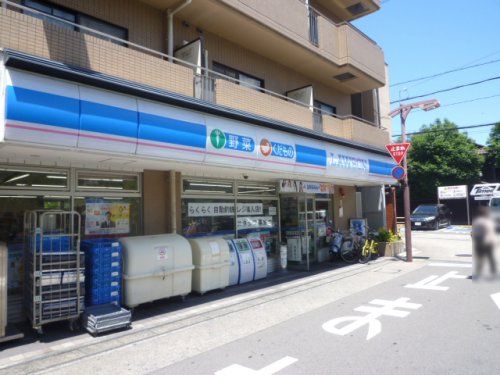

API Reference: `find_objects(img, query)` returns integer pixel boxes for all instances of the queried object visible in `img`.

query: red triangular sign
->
[386,142,411,165]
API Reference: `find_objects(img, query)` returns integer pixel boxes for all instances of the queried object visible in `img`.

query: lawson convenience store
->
[0,54,394,321]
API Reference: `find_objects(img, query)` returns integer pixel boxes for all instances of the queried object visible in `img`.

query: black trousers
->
[474,243,496,276]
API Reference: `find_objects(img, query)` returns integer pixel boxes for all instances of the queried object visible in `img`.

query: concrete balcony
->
[0,5,389,150]
[314,0,381,21]
[141,0,386,92]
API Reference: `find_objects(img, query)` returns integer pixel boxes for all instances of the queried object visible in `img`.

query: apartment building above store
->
[142,0,386,93]
[0,0,391,150]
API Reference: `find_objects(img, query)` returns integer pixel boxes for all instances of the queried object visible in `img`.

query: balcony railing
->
[219,0,385,84]
[0,0,390,150]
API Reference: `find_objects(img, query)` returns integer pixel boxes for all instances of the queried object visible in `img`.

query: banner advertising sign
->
[279,180,334,194]
[236,216,274,230]
[85,202,130,235]
[470,183,499,201]
[188,202,263,217]
[438,185,467,200]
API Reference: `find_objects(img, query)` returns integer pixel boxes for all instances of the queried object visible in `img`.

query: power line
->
[440,94,500,108]
[390,75,500,104]
[392,122,498,137]
[391,58,500,87]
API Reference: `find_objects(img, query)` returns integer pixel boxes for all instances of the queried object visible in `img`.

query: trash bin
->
[226,240,240,286]
[280,244,287,269]
[188,237,230,294]
[120,234,194,308]
[229,239,255,284]
[248,238,267,280]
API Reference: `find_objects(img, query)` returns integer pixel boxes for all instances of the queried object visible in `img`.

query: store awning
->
[470,183,499,201]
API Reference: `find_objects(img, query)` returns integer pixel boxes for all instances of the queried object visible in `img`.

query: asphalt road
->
[157,256,500,374]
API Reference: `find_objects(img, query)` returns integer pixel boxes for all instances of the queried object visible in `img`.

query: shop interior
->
[0,164,385,344]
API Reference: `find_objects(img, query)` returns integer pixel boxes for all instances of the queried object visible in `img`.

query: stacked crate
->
[82,239,122,306]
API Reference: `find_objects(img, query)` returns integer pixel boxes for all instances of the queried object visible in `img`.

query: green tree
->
[407,119,483,203]
[486,122,500,168]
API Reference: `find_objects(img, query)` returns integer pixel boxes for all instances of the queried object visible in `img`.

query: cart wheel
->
[69,319,79,332]
[36,327,43,336]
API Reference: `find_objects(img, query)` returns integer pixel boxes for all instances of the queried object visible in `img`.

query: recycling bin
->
[227,240,240,286]
[188,237,230,294]
[247,238,267,280]
[120,234,194,307]
[229,239,255,284]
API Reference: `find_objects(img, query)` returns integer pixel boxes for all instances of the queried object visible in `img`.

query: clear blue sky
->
[354,0,500,145]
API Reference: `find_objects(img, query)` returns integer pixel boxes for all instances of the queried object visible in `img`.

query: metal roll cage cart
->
[24,210,84,334]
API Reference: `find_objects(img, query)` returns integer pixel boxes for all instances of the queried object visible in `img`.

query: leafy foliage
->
[375,228,400,243]
[486,123,500,168]
[407,119,483,202]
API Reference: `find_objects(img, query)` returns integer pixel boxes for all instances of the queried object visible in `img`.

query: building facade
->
[0,0,394,320]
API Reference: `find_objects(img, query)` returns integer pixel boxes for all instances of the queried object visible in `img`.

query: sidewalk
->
[0,257,427,375]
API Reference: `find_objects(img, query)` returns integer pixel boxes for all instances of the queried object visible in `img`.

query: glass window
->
[181,198,235,238]
[183,179,234,195]
[212,62,264,90]
[237,199,279,256]
[0,168,68,190]
[239,74,263,90]
[77,172,139,192]
[24,0,76,30]
[0,195,70,294]
[314,100,337,116]
[237,183,277,196]
[78,14,127,44]
[74,196,142,239]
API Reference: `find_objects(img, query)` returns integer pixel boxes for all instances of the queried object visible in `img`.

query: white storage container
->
[189,237,230,294]
[230,239,255,284]
[248,238,267,280]
[120,234,194,308]
[227,241,240,286]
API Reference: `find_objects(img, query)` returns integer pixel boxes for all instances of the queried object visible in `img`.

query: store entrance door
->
[280,193,334,270]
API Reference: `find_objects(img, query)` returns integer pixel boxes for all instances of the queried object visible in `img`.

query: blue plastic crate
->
[87,285,121,306]
[89,277,121,289]
[33,233,72,252]
[83,239,123,306]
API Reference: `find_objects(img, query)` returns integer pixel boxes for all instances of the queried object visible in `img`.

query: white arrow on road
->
[215,356,298,375]
[491,293,500,310]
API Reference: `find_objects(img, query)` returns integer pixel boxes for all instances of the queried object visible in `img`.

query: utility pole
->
[389,99,440,262]
[400,105,412,262]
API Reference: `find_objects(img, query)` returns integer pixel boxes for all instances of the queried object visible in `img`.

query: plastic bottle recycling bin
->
[120,234,194,308]
[227,241,240,286]
[230,239,255,284]
[248,238,268,280]
[188,237,230,294]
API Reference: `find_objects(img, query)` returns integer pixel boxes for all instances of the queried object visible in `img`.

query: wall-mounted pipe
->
[167,0,192,61]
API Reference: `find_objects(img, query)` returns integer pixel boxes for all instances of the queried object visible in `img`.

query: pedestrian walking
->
[471,206,497,279]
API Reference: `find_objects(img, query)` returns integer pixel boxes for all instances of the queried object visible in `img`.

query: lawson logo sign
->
[328,152,368,171]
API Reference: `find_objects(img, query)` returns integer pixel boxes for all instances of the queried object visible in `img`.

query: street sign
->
[386,142,411,165]
[437,185,467,200]
[391,165,406,180]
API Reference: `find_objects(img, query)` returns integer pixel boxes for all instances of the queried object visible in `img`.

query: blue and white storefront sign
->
[0,68,395,184]
[279,180,335,194]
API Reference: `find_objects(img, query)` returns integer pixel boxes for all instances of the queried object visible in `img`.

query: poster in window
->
[85,202,130,235]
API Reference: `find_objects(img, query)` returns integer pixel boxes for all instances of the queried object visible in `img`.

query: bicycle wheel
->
[340,240,357,263]
[359,240,371,264]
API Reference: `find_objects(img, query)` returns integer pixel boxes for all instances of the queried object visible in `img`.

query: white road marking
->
[215,356,298,375]
[398,250,421,256]
[405,271,467,291]
[322,297,422,340]
[429,262,472,268]
[491,293,500,310]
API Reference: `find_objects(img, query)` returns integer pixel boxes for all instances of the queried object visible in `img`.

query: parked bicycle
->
[340,227,379,264]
